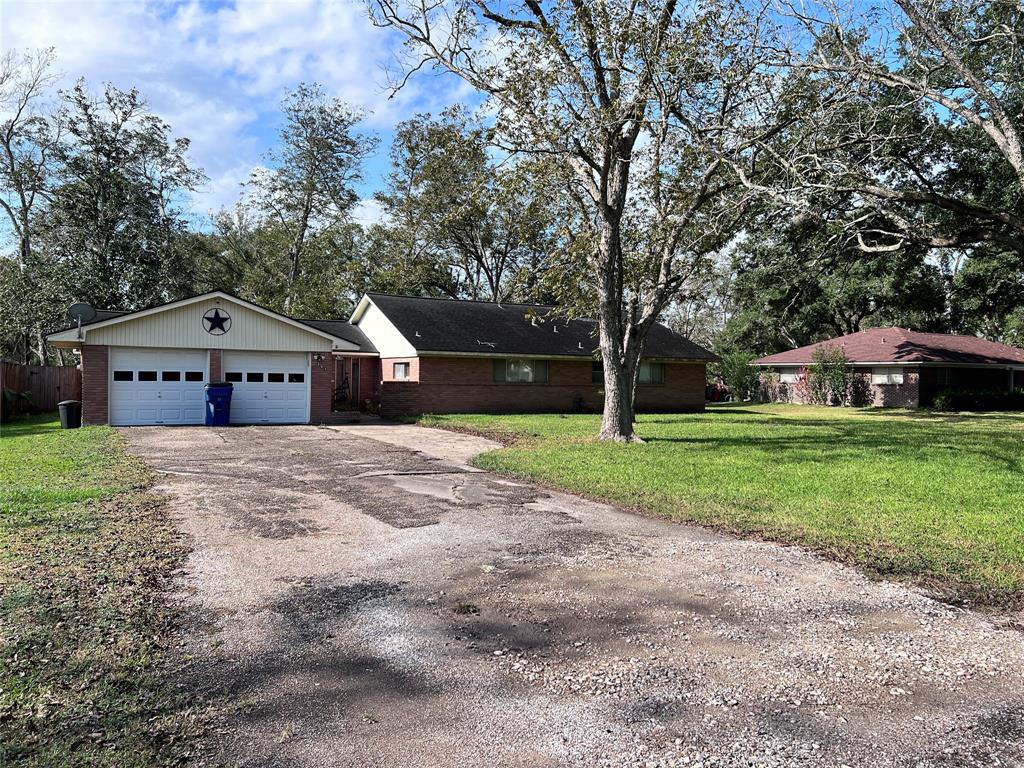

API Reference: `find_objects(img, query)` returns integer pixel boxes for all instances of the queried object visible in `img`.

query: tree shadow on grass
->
[0,420,62,438]
[856,408,1024,425]
[641,407,776,421]
[639,417,1022,473]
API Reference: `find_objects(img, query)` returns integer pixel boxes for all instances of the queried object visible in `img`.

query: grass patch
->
[418,405,1024,607]
[0,415,207,767]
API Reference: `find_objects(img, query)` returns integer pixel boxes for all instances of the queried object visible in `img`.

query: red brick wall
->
[636,362,707,411]
[81,344,109,425]
[871,370,920,407]
[209,349,222,382]
[379,356,707,416]
[309,352,334,422]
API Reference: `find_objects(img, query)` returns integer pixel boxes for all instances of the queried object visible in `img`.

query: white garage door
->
[222,351,310,424]
[110,348,208,426]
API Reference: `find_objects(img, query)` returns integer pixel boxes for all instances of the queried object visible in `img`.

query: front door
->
[333,357,350,411]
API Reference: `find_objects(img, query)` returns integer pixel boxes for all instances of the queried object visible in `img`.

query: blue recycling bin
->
[204,382,233,426]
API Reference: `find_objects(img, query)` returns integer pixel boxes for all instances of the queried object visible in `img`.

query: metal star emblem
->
[203,308,231,335]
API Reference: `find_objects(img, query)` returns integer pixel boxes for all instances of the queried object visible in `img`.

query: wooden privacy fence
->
[1,360,82,421]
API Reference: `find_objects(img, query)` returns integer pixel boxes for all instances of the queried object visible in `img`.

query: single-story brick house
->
[753,327,1024,408]
[46,290,716,426]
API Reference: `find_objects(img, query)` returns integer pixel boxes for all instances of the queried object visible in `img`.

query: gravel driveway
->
[124,423,1024,768]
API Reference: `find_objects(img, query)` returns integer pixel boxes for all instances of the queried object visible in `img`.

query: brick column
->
[209,349,222,382]
[309,352,334,423]
[81,344,109,425]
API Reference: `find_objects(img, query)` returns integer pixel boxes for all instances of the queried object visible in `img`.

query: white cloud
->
[350,197,385,228]
[0,0,475,218]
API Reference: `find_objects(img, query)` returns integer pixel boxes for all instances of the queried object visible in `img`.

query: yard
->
[418,404,1024,607]
[0,416,206,767]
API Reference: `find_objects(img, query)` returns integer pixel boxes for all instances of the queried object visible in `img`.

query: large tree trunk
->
[596,221,640,442]
[33,330,46,366]
[600,357,636,440]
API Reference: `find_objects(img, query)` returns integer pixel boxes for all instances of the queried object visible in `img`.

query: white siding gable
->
[82,297,335,352]
[352,298,417,357]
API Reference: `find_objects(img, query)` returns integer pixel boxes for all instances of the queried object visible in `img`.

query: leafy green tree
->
[0,49,63,363]
[37,81,204,311]
[0,79,204,363]
[774,0,1024,257]
[0,49,61,274]
[715,348,760,402]
[203,84,373,317]
[806,345,854,407]
[349,222,456,298]
[371,0,785,440]
[950,248,1024,345]
[721,206,948,355]
[241,83,374,312]
[374,108,556,302]
[718,1,1024,360]
[205,205,362,319]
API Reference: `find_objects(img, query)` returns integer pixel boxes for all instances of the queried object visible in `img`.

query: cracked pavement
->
[122,424,1024,768]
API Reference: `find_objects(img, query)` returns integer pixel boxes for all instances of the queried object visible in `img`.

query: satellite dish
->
[68,303,96,323]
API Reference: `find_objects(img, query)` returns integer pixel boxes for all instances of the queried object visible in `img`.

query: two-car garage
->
[47,291,373,427]
[108,348,310,426]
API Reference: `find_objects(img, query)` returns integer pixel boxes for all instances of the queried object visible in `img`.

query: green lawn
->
[0,416,206,767]
[418,404,1024,606]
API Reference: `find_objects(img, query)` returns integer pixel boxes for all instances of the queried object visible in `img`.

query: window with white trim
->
[493,358,549,383]
[393,362,410,380]
[779,368,801,384]
[871,366,904,385]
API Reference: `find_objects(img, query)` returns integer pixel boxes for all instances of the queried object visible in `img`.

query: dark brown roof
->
[366,293,718,361]
[296,319,377,353]
[52,309,128,332]
[754,327,1024,367]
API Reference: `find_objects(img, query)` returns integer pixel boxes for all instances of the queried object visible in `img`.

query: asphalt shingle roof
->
[365,293,718,361]
[297,319,377,353]
[754,327,1024,367]
[53,309,128,332]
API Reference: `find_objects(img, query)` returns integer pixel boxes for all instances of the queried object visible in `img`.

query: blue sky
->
[0,0,475,226]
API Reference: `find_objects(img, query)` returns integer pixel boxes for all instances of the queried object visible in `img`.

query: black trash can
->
[204,382,233,426]
[58,399,82,429]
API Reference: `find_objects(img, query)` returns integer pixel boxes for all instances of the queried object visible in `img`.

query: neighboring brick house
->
[753,327,1024,408]
[46,290,715,425]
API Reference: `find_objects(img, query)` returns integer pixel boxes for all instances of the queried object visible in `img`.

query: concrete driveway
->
[124,424,1024,768]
